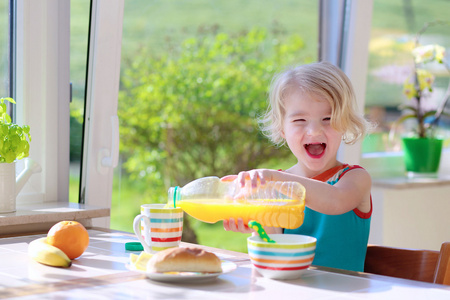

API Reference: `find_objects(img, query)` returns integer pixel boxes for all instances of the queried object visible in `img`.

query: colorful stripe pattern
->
[247,235,316,276]
[139,205,184,252]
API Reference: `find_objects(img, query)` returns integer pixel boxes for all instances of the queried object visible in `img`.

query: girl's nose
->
[306,121,323,136]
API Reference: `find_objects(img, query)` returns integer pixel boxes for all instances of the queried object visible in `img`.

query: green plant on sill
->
[0,97,31,163]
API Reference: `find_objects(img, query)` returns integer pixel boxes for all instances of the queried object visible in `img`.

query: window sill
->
[361,148,450,189]
[372,175,450,189]
[0,202,110,236]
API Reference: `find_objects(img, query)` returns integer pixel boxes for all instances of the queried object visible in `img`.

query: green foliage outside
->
[116,27,309,250]
[118,27,306,198]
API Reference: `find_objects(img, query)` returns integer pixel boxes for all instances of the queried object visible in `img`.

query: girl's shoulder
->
[315,164,368,185]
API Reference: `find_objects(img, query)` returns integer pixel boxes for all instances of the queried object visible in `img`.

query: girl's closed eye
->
[293,118,306,122]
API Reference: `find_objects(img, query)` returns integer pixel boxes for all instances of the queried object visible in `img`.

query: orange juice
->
[177,199,305,229]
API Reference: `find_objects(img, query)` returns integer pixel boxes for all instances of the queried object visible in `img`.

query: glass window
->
[113,0,319,251]
[364,0,450,154]
[0,1,11,97]
[69,0,90,203]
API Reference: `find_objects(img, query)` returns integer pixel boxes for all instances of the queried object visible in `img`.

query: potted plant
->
[0,97,34,213]
[391,21,450,177]
[0,97,31,163]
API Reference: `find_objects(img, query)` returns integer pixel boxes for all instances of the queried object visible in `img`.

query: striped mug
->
[133,204,183,253]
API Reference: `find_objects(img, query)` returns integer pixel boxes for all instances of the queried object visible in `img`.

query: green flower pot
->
[401,137,443,175]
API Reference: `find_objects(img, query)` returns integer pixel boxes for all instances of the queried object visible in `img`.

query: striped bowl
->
[247,234,316,280]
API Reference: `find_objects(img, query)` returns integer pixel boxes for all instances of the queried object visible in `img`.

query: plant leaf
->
[424,110,437,119]
[396,113,417,124]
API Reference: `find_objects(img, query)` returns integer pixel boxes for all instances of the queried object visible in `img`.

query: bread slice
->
[147,247,222,273]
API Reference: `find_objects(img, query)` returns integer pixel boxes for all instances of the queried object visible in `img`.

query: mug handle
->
[133,214,152,253]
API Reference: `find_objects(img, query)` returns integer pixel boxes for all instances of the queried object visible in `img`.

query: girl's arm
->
[225,168,372,215]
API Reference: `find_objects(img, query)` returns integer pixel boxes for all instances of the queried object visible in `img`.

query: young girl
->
[222,61,373,272]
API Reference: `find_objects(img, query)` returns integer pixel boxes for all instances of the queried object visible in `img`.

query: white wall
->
[364,149,450,251]
[370,183,450,251]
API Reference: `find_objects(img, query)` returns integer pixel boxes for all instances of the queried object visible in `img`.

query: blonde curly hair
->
[259,61,371,146]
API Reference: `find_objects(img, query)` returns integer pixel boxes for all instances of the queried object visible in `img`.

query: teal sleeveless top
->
[284,164,372,272]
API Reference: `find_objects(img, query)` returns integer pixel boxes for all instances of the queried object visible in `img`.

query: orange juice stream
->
[177,199,305,229]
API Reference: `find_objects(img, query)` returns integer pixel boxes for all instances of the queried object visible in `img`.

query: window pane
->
[364,0,450,153]
[0,1,10,97]
[115,0,318,251]
[70,0,90,203]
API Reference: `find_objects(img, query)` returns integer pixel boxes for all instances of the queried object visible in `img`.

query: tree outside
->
[117,27,311,243]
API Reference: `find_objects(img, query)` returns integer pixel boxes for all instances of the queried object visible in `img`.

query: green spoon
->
[248,220,276,243]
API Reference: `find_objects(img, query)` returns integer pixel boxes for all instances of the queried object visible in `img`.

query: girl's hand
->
[223,218,254,233]
[222,169,278,188]
[220,175,238,182]
[222,170,280,200]
[236,169,275,188]
[223,218,283,235]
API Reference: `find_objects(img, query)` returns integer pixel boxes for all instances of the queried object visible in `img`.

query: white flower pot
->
[0,162,17,213]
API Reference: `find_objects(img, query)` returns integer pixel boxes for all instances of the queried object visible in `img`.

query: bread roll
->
[147,247,222,273]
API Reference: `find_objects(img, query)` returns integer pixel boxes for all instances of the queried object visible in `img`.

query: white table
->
[1,228,449,299]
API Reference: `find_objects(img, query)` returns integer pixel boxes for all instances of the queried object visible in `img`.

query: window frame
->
[79,0,124,227]
[319,0,373,165]
[15,0,70,204]
[339,0,373,164]
[12,0,124,228]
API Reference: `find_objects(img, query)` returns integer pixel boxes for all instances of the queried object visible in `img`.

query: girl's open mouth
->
[304,143,326,158]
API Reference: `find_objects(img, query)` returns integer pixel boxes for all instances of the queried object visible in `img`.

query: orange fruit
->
[47,221,90,260]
